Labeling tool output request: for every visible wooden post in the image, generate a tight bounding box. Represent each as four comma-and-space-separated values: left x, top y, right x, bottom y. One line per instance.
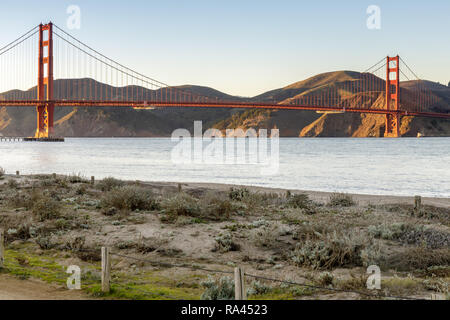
414, 195, 422, 215
91, 176, 95, 185
234, 267, 246, 300
0, 229, 4, 269
178, 183, 182, 192
15, 171, 19, 176
101, 247, 111, 293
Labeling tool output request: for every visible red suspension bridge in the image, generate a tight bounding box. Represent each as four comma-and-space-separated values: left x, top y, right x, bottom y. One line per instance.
0, 22, 449, 139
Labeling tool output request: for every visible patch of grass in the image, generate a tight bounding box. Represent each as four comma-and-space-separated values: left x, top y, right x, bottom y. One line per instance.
382, 276, 422, 295
335, 273, 368, 291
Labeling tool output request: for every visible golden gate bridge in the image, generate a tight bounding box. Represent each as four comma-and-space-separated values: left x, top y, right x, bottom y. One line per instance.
0, 22, 449, 140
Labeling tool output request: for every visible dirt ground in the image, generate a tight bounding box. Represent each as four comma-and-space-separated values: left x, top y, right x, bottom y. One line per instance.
0, 174, 449, 300
0, 274, 91, 300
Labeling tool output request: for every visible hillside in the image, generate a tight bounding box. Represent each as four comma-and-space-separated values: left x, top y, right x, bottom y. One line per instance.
0, 74, 449, 137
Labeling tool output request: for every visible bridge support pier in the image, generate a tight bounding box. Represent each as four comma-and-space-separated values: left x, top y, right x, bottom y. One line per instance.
384, 113, 400, 138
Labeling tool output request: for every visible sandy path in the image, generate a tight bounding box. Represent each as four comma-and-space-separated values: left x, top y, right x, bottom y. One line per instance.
0, 274, 93, 300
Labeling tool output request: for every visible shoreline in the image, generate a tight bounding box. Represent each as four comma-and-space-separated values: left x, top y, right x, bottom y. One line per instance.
4, 174, 450, 208
3, 172, 450, 209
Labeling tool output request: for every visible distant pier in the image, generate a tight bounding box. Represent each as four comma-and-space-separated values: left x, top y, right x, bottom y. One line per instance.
0, 137, 65, 142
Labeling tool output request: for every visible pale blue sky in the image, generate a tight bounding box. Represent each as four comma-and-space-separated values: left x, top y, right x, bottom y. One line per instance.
0, 0, 448, 96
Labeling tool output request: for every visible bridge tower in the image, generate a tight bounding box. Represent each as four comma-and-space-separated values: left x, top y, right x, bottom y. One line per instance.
384, 55, 400, 137
35, 22, 54, 138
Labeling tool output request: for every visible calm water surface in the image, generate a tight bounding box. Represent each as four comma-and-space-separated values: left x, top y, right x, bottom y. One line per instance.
0, 138, 449, 197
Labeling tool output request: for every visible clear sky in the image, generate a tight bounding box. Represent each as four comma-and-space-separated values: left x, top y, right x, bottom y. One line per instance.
0, 0, 448, 96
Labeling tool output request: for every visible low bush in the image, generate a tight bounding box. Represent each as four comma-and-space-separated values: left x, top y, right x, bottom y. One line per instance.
383, 247, 450, 271
328, 193, 355, 207
160, 193, 201, 222
213, 233, 240, 252
317, 272, 335, 287
247, 281, 271, 296
368, 223, 450, 249
199, 192, 238, 221
100, 185, 159, 213
6, 179, 19, 189
96, 177, 124, 191
252, 225, 280, 249
287, 193, 311, 209
291, 231, 368, 270
228, 187, 250, 201
201, 276, 235, 300
66, 173, 89, 184
32, 195, 62, 221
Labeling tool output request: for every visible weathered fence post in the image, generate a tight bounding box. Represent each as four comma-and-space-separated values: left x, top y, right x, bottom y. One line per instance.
0, 229, 4, 269
414, 195, 422, 215
91, 176, 95, 185
15, 171, 19, 176
234, 267, 246, 300
101, 247, 111, 293
178, 183, 182, 192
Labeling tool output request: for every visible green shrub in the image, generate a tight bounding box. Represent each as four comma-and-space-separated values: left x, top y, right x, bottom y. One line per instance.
368, 223, 449, 249
228, 187, 250, 201
200, 193, 237, 220
328, 193, 355, 207
201, 276, 235, 300
247, 281, 271, 296
384, 247, 450, 271
32, 196, 61, 221
252, 225, 280, 249
101, 185, 159, 212
291, 231, 368, 270
97, 177, 124, 191
317, 272, 335, 287
287, 193, 310, 209
160, 193, 201, 222
213, 233, 240, 252
6, 179, 19, 189
66, 173, 89, 184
